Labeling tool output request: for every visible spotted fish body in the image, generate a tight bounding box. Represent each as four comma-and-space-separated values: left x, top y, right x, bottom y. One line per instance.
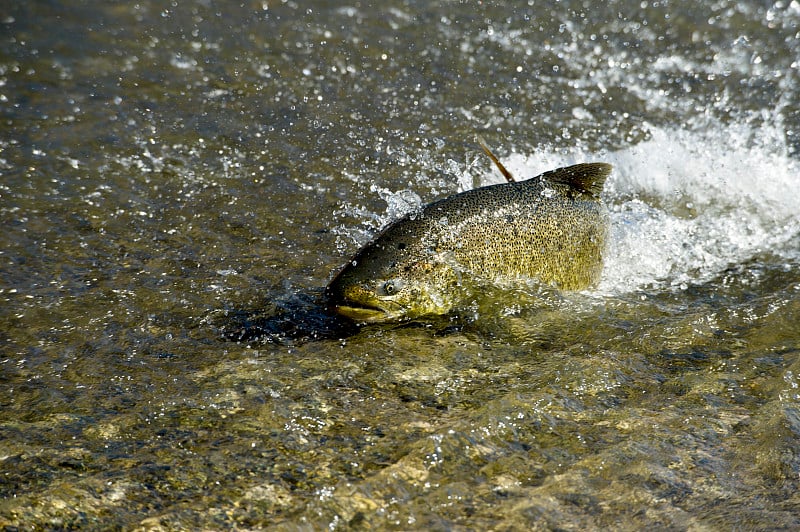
326, 162, 612, 323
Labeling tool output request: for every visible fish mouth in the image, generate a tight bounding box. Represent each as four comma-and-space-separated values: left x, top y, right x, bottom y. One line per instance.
333, 305, 389, 323
326, 282, 406, 323
332, 304, 408, 323
330, 299, 406, 323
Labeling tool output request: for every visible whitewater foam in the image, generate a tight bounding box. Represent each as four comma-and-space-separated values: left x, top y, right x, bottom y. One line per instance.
501, 121, 800, 294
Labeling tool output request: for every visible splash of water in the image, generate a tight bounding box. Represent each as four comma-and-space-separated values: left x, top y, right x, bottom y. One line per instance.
334, 118, 799, 297
502, 120, 800, 294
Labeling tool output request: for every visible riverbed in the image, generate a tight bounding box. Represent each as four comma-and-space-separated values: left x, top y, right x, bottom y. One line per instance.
2, 1, 799, 528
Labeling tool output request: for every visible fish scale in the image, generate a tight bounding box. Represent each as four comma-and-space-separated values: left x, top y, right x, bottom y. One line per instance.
326, 161, 612, 323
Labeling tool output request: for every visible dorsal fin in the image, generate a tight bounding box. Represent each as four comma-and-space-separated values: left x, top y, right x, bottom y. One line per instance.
476, 135, 516, 183
541, 162, 611, 199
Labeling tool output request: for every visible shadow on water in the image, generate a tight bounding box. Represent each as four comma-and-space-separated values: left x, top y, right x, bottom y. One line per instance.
217, 289, 361, 345
216, 288, 471, 345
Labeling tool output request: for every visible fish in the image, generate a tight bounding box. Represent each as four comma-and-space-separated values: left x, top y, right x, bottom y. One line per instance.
326, 141, 611, 323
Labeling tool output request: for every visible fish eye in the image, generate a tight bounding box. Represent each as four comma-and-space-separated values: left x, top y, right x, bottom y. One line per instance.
382, 279, 405, 296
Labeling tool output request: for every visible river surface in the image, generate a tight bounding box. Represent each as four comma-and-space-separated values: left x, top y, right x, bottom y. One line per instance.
2, 0, 800, 529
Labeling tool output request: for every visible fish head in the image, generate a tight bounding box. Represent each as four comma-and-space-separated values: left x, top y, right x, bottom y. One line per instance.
326, 245, 459, 323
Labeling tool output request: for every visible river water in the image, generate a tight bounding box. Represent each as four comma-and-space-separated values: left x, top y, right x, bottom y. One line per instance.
2, 0, 800, 529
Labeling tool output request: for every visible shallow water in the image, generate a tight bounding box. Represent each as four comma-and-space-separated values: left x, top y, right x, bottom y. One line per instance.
2, 0, 800, 529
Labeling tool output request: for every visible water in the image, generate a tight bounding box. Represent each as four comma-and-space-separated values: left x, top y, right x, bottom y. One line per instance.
2, 0, 799, 528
